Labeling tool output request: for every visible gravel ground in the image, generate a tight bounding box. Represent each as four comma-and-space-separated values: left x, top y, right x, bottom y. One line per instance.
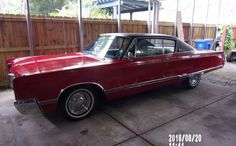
203, 62, 236, 87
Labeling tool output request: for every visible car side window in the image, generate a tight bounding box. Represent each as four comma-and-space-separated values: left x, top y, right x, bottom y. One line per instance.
178, 41, 194, 52
163, 40, 175, 54
136, 38, 175, 57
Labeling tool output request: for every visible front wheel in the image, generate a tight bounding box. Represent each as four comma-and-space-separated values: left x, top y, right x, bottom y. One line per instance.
59, 88, 97, 120
182, 74, 201, 89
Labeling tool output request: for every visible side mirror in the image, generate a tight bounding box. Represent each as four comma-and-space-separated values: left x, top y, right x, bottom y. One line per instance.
127, 52, 134, 61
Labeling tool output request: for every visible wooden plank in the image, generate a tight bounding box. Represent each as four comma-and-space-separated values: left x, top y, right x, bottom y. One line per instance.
183, 23, 190, 43
205, 25, 216, 39
192, 24, 204, 39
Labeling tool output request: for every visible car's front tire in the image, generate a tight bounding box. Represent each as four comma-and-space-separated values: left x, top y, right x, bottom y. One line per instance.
59, 88, 97, 120
183, 74, 201, 89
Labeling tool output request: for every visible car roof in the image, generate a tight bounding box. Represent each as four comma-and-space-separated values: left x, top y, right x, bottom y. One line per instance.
100, 33, 177, 39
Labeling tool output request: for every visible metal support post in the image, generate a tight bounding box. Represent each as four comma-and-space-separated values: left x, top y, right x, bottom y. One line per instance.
77, 0, 84, 51
26, 0, 35, 56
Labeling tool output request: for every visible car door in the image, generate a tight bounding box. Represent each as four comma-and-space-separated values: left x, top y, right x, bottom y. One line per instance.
120, 37, 172, 86
155, 39, 184, 77
163, 39, 197, 77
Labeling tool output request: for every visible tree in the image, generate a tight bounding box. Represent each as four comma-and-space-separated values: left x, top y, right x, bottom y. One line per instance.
49, 0, 111, 18
49, 0, 77, 17
224, 25, 235, 53
29, 0, 66, 16
82, 0, 110, 18
0, 0, 110, 18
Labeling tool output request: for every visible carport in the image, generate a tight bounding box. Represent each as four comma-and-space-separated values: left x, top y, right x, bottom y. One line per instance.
96, 0, 160, 33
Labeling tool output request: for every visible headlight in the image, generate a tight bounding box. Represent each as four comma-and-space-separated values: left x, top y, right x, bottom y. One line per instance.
7, 63, 12, 70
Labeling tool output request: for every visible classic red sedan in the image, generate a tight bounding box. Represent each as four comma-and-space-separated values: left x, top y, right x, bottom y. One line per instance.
7, 33, 225, 120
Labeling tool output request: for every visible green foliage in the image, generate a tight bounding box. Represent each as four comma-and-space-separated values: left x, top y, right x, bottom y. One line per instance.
29, 0, 66, 16
89, 6, 110, 18
49, 1, 77, 17
0, 0, 110, 18
82, 0, 110, 18
49, 0, 110, 18
224, 25, 235, 53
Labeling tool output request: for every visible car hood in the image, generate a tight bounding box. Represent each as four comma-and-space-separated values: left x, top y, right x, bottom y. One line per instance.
9, 52, 107, 77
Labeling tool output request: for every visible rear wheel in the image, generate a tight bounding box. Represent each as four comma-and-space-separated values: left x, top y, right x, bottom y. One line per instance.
226, 54, 232, 62
59, 88, 97, 120
183, 74, 201, 89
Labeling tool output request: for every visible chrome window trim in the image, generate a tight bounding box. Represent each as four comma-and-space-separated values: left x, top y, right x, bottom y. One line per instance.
123, 37, 177, 60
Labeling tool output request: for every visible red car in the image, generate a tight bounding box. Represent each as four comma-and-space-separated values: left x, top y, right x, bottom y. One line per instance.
7, 33, 225, 120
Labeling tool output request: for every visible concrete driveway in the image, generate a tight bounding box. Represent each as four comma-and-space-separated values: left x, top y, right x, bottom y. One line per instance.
0, 79, 236, 146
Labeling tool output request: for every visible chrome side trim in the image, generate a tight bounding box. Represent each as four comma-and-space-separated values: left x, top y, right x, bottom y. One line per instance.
189, 65, 223, 75
105, 75, 181, 93
37, 98, 58, 105
105, 65, 223, 94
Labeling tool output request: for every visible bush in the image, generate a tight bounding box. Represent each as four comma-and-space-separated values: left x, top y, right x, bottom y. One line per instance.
224, 25, 234, 53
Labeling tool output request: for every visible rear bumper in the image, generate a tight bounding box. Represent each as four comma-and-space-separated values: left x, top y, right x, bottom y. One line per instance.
14, 99, 41, 114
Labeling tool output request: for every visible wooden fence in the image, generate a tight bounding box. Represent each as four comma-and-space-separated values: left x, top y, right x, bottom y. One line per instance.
0, 14, 218, 86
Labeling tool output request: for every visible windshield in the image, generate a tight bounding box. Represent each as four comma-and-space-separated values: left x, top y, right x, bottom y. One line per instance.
84, 35, 131, 59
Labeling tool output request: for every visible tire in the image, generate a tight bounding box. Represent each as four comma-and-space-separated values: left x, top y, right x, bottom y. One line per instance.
59, 88, 97, 120
226, 54, 232, 62
182, 74, 201, 89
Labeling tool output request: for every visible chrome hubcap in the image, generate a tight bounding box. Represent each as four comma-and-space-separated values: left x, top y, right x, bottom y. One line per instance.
67, 91, 92, 116
189, 75, 200, 86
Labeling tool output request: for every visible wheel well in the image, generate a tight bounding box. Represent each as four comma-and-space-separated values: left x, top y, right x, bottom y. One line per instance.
58, 84, 107, 104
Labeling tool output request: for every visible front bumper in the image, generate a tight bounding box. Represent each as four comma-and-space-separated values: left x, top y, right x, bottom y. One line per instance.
14, 99, 41, 114
8, 73, 15, 88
